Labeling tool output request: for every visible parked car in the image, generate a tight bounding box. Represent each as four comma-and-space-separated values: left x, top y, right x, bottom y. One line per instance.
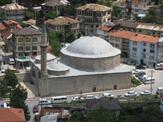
8, 58, 15, 65
155, 63, 163, 70
125, 91, 137, 97
140, 90, 151, 96
139, 74, 147, 81
156, 87, 163, 94
143, 77, 155, 84
135, 71, 146, 77
135, 64, 146, 69
85, 95, 96, 100
102, 92, 115, 98
72, 96, 80, 101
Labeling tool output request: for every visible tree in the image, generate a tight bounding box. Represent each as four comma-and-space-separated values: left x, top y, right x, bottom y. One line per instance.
86, 107, 116, 122
143, 8, 156, 23
70, 111, 85, 122
45, 10, 57, 19
0, 0, 12, 6
25, 10, 35, 20
111, 6, 122, 20
10, 84, 30, 121
60, 5, 76, 16
0, 69, 18, 97
48, 32, 62, 56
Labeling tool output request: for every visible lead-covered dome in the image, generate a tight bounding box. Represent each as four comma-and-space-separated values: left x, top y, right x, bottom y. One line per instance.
60, 36, 121, 71
61, 36, 120, 58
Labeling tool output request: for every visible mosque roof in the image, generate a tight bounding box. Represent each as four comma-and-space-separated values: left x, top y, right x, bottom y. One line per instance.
61, 36, 121, 58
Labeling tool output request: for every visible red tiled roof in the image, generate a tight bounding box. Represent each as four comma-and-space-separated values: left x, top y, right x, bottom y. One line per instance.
108, 30, 135, 39
98, 25, 112, 32
0, 23, 7, 31
108, 30, 159, 44
0, 108, 25, 122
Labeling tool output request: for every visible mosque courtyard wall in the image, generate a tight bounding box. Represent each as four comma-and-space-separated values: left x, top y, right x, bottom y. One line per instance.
39, 71, 131, 97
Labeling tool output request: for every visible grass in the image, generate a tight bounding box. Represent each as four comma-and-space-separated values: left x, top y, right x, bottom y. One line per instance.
131, 76, 142, 87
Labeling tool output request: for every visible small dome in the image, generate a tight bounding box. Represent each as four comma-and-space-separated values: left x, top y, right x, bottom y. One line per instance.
61, 36, 120, 58
35, 53, 56, 62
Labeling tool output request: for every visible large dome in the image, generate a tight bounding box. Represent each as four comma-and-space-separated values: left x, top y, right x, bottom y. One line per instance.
61, 36, 120, 58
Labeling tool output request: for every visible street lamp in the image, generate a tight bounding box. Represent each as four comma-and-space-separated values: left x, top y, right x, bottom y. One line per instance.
150, 70, 154, 94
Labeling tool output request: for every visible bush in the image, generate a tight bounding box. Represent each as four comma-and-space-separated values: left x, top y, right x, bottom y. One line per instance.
131, 76, 141, 87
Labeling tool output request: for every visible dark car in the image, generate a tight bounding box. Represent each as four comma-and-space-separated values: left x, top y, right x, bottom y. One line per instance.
135, 71, 146, 77
135, 65, 146, 69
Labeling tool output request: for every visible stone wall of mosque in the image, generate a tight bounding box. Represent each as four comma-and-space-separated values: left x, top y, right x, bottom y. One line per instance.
60, 53, 121, 72
38, 71, 131, 97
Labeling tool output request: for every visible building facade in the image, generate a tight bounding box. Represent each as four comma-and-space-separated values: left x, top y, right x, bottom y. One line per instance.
41, 0, 70, 15
31, 36, 131, 97
76, 3, 111, 36
0, 3, 26, 20
45, 16, 80, 41
107, 30, 159, 67
12, 26, 42, 58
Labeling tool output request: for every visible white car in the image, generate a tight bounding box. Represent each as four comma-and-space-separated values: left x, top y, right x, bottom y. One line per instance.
102, 92, 115, 98
8, 58, 15, 65
85, 95, 96, 100
125, 91, 137, 97
140, 90, 151, 96
72, 96, 80, 101
143, 77, 155, 84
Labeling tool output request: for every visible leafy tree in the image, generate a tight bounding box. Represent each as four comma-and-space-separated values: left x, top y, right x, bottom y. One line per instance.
0, 11, 5, 20
70, 111, 85, 122
60, 5, 76, 16
1, 69, 18, 97
10, 84, 30, 121
25, 10, 35, 20
48, 32, 62, 56
111, 6, 122, 20
86, 107, 116, 122
0, 0, 12, 6
143, 8, 156, 23
45, 10, 57, 19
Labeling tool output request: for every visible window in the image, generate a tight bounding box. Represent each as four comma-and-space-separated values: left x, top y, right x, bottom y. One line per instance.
18, 46, 23, 51
25, 46, 30, 51
143, 49, 146, 52
133, 42, 137, 46
26, 38, 31, 43
32, 38, 38, 43
143, 43, 146, 46
32, 46, 37, 51
133, 47, 137, 51
150, 44, 154, 48
18, 38, 23, 43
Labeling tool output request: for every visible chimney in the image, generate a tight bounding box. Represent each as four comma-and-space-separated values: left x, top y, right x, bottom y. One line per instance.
40, 24, 48, 77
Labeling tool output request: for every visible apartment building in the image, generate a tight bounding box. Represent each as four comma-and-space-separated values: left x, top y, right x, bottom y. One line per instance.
76, 3, 111, 36
158, 37, 163, 63
12, 26, 42, 58
108, 30, 160, 67
113, 19, 163, 36
45, 16, 80, 41
114, 0, 153, 18
0, 3, 26, 20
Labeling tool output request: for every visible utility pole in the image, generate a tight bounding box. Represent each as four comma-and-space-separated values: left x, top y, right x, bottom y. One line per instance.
150, 70, 154, 94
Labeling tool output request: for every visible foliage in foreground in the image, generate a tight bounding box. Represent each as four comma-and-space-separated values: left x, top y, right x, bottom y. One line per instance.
0, 69, 30, 121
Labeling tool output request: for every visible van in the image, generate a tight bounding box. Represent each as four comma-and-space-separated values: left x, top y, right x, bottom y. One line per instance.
8, 58, 15, 65
156, 87, 163, 94
51, 96, 68, 103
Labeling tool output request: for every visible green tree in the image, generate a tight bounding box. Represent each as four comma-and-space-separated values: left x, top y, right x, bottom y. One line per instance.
86, 107, 116, 122
45, 10, 57, 19
48, 32, 62, 56
0, 11, 5, 20
0, 69, 18, 97
111, 6, 122, 20
0, 0, 12, 6
143, 8, 156, 23
25, 10, 35, 20
70, 111, 85, 122
60, 5, 76, 16
10, 84, 30, 121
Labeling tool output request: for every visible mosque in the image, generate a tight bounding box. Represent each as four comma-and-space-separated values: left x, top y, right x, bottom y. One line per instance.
31, 33, 132, 96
